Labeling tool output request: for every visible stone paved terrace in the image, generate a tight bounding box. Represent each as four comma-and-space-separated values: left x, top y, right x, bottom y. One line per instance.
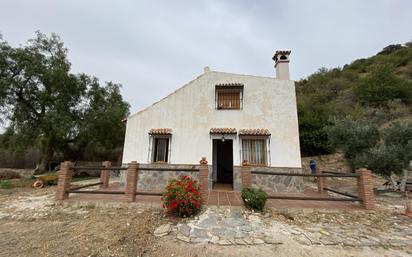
66, 182, 361, 210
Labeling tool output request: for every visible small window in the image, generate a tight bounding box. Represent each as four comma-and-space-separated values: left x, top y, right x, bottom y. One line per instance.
216, 85, 243, 110
152, 137, 169, 163
242, 139, 267, 165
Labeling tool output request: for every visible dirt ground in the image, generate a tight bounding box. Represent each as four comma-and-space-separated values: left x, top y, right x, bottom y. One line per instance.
0, 181, 411, 257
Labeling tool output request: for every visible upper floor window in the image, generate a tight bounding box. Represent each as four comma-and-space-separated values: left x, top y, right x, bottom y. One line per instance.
215, 84, 243, 110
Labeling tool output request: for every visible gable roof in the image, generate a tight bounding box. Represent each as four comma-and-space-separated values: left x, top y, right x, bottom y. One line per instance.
127, 70, 280, 120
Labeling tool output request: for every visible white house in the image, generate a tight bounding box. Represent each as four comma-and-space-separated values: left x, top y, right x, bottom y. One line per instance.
122, 51, 302, 192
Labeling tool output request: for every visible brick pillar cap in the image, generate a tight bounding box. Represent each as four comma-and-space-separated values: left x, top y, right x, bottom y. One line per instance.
200, 157, 208, 165
102, 161, 111, 166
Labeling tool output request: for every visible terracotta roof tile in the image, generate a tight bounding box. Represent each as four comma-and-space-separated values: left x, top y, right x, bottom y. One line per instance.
239, 129, 271, 136
210, 128, 237, 134
272, 50, 291, 61
215, 83, 244, 87
149, 128, 172, 135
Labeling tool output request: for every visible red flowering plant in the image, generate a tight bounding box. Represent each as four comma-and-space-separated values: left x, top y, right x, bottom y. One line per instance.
161, 175, 202, 217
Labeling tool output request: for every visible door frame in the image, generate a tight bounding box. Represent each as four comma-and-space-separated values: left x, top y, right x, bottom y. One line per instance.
211, 134, 236, 184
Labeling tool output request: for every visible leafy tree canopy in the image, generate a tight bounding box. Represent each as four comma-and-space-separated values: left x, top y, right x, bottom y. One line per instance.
0, 32, 130, 170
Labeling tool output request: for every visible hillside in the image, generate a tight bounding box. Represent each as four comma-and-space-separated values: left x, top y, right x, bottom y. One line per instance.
296, 42, 412, 156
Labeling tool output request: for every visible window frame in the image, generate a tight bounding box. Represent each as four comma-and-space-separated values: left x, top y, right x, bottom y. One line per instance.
240, 136, 269, 166
151, 135, 171, 163
215, 85, 243, 110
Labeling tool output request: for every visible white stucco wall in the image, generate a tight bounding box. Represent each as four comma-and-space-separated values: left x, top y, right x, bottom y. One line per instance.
122, 70, 301, 168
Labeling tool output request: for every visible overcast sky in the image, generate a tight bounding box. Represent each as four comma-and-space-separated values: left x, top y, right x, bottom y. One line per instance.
1, 0, 412, 114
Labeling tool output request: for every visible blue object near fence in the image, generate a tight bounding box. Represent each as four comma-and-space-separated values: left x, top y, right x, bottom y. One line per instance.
309, 160, 317, 174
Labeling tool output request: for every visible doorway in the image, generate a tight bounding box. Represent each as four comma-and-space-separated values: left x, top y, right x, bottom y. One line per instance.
213, 139, 233, 190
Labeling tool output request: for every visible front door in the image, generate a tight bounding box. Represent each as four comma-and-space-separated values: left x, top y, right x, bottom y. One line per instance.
213, 139, 233, 188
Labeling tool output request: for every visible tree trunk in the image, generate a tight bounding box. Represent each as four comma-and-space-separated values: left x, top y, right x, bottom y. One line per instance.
37, 149, 54, 174
400, 170, 410, 192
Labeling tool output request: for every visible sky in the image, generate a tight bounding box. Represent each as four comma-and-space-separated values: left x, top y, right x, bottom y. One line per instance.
1, 0, 412, 115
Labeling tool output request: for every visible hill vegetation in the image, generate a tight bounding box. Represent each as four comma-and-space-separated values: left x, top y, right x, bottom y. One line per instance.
297, 42, 412, 189
297, 42, 412, 156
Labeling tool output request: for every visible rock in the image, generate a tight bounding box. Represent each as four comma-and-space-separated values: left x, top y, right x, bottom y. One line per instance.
177, 223, 191, 237
263, 236, 283, 244
253, 238, 265, 245
190, 228, 209, 239
243, 237, 255, 245
221, 217, 246, 227
248, 215, 261, 223
319, 230, 330, 236
290, 229, 302, 235
154, 224, 171, 237
238, 225, 252, 232
198, 216, 220, 228
210, 236, 220, 244
295, 234, 312, 246
177, 233, 191, 243
217, 239, 232, 245
235, 238, 247, 245
210, 227, 236, 238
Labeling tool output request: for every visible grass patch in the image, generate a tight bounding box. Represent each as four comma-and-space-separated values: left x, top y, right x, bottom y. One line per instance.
0, 180, 14, 189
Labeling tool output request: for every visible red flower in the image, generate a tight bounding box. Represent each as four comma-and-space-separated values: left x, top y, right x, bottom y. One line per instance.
161, 175, 202, 217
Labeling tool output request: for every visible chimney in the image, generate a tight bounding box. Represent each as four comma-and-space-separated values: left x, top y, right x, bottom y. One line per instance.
272, 50, 291, 80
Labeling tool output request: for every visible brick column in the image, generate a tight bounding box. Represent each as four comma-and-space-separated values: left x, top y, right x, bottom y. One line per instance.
317, 170, 325, 194
357, 168, 374, 210
242, 160, 252, 188
56, 161, 74, 200
100, 161, 111, 188
199, 157, 209, 202
125, 161, 138, 202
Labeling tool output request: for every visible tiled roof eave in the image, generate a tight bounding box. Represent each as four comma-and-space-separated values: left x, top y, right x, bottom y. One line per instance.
239, 129, 271, 136
149, 128, 173, 135
209, 128, 237, 134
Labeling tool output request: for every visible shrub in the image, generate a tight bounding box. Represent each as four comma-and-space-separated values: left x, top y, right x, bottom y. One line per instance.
326, 117, 380, 170
241, 188, 268, 212
161, 175, 202, 217
0, 170, 21, 180
354, 64, 412, 106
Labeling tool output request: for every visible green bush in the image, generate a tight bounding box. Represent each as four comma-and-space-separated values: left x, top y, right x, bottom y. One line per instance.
241, 188, 268, 212
354, 64, 412, 106
0, 180, 13, 189
326, 117, 380, 170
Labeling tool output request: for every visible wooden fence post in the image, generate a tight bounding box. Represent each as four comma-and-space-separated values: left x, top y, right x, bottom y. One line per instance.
56, 161, 74, 200
357, 168, 374, 210
100, 161, 111, 188
199, 157, 209, 202
317, 170, 325, 194
125, 161, 138, 202
242, 160, 252, 188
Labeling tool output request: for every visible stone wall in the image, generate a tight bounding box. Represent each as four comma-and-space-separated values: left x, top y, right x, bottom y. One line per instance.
136, 163, 200, 191
250, 166, 303, 193
233, 166, 242, 191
